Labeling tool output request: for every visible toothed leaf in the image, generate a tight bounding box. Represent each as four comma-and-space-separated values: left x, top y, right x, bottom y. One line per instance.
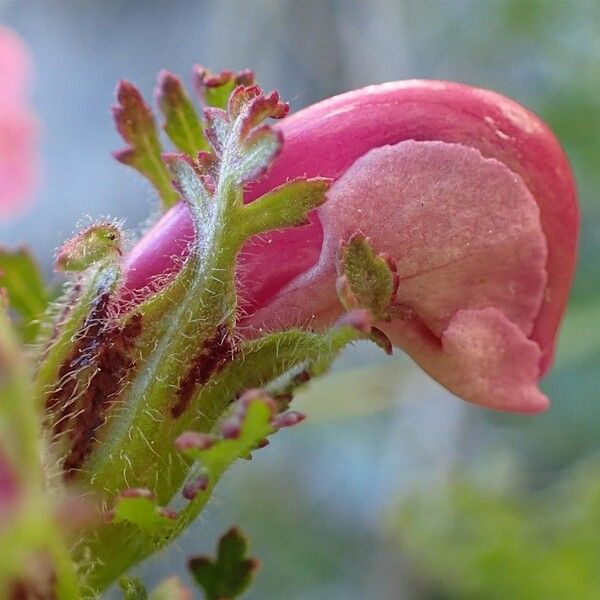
203, 86, 287, 187
113, 81, 178, 209
242, 177, 330, 236
179, 396, 274, 478
189, 528, 259, 600
157, 71, 209, 155
238, 91, 288, 138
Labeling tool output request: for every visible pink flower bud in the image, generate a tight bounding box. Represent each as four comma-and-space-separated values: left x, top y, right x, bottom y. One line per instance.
124, 81, 578, 414
0, 26, 38, 219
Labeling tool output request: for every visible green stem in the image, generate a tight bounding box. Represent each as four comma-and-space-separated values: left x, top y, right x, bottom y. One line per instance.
82, 179, 243, 499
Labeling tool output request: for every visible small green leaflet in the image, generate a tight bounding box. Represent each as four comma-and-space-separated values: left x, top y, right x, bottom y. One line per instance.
189, 528, 259, 600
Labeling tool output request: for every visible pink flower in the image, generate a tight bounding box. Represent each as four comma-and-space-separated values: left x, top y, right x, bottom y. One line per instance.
124, 81, 578, 414
0, 26, 38, 219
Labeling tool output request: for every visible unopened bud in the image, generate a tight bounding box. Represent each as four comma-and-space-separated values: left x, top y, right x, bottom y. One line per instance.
175, 432, 216, 452
273, 410, 305, 429
221, 419, 241, 439
119, 487, 154, 500
55, 223, 122, 272
157, 507, 178, 520
182, 475, 209, 501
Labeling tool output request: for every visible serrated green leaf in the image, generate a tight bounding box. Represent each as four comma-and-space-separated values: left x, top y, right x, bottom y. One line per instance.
0, 247, 49, 341
183, 399, 273, 474
113, 494, 174, 533
172, 397, 275, 534
157, 71, 209, 156
240, 178, 330, 236
119, 576, 149, 600
339, 234, 396, 319
189, 528, 259, 600
113, 81, 179, 210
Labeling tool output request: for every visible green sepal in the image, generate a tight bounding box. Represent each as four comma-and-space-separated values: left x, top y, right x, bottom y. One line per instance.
338, 233, 398, 320
113, 81, 179, 210
0, 247, 49, 342
156, 70, 209, 155
189, 528, 259, 600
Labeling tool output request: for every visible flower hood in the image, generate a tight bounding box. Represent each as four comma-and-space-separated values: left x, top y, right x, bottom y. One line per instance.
124, 80, 578, 413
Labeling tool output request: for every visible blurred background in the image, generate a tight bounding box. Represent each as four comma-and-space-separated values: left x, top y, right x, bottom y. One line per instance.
1, 1, 599, 598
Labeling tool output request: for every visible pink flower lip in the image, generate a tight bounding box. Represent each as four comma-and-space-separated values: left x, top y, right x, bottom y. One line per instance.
123, 80, 579, 413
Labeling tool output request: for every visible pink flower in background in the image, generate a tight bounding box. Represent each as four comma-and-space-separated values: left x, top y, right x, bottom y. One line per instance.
0, 25, 38, 219
124, 81, 578, 414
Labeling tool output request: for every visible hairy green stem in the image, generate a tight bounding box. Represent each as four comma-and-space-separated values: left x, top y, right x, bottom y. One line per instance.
79, 326, 358, 592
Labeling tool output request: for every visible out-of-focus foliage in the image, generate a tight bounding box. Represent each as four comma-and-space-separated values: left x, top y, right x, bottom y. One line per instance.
0, 247, 48, 341
392, 459, 600, 600
189, 528, 259, 600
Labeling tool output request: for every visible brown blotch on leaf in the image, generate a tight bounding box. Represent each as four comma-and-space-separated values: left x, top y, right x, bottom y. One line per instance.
44, 298, 143, 480
171, 324, 235, 418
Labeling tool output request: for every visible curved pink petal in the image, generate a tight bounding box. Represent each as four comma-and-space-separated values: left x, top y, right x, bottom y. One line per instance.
396, 307, 548, 414
247, 141, 548, 412
125, 80, 577, 376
